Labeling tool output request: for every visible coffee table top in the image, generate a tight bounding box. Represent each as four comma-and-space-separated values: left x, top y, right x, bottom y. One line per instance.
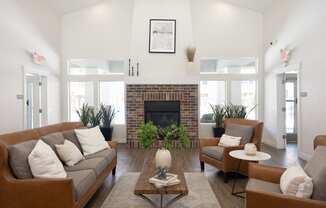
134, 151, 188, 195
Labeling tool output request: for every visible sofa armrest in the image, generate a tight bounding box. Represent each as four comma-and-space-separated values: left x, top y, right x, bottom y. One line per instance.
249, 163, 285, 184
1, 177, 75, 208
314, 135, 326, 149
199, 138, 220, 148
108, 141, 118, 150
246, 189, 326, 208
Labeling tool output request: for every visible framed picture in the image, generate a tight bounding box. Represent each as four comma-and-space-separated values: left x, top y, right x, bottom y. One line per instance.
149, 19, 176, 53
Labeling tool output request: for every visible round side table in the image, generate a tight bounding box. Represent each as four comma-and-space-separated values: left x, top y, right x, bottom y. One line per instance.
229, 150, 271, 198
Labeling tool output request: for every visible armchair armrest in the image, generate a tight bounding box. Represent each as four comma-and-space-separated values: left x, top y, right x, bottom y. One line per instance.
314, 135, 326, 149
249, 163, 285, 184
246, 189, 326, 208
108, 141, 118, 150
199, 138, 220, 148
1, 177, 75, 208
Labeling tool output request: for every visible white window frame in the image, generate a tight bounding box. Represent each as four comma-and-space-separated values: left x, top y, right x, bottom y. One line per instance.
199, 57, 262, 122
65, 59, 127, 123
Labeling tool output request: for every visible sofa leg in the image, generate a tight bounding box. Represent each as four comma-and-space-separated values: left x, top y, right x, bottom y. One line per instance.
112, 167, 116, 176
200, 161, 205, 172
224, 172, 229, 183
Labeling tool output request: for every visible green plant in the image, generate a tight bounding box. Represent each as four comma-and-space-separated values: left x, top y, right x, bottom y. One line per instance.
89, 107, 103, 127
100, 104, 117, 128
210, 104, 225, 128
138, 122, 158, 149
224, 103, 257, 119
76, 103, 91, 127
138, 123, 189, 151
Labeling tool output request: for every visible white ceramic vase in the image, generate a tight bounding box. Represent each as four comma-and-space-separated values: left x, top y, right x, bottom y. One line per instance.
155, 149, 172, 169
244, 143, 257, 156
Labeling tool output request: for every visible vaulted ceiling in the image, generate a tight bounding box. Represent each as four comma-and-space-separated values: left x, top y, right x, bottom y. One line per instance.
44, 0, 274, 15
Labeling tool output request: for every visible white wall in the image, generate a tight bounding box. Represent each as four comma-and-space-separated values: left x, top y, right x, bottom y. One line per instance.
61, 0, 263, 141
263, 0, 326, 159
0, 0, 61, 133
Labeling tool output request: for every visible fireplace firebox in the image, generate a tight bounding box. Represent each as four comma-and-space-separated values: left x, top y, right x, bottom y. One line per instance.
144, 101, 180, 128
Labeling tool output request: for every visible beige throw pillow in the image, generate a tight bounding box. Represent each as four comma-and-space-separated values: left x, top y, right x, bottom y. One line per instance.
218, 134, 242, 147
75, 126, 110, 156
280, 164, 313, 198
28, 140, 67, 178
55, 140, 84, 166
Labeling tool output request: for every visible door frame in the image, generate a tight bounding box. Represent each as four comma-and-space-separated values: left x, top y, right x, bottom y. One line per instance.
274, 63, 302, 150
22, 65, 49, 129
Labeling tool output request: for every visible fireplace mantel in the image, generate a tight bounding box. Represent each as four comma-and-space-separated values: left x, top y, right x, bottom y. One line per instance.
126, 84, 199, 148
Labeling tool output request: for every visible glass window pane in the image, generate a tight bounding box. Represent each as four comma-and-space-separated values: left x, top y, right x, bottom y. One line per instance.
200, 81, 226, 123
69, 82, 94, 121
286, 102, 295, 133
69, 59, 124, 75
200, 58, 257, 74
230, 81, 257, 119
100, 81, 125, 124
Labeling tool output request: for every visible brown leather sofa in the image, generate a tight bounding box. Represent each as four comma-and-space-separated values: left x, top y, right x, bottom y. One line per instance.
0, 122, 117, 208
199, 119, 263, 182
246, 135, 326, 208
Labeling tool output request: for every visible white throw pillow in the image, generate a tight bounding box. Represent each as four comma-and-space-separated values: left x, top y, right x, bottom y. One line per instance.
280, 164, 313, 198
218, 134, 242, 147
75, 126, 110, 156
28, 140, 67, 178
55, 140, 84, 166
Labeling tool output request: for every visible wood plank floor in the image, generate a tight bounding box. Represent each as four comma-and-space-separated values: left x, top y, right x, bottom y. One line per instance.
85, 143, 300, 208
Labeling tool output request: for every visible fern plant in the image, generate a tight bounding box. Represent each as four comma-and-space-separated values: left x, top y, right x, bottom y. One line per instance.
138, 122, 158, 149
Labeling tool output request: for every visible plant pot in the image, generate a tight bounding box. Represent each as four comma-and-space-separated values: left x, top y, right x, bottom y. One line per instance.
213, 127, 225, 138
100, 127, 114, 141
155, 149, 172, 169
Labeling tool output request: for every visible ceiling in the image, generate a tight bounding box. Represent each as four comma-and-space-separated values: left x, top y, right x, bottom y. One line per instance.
45, 0, 274, 15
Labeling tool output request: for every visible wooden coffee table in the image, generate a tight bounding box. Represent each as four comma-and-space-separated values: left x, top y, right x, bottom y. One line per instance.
134, 151, 188, 208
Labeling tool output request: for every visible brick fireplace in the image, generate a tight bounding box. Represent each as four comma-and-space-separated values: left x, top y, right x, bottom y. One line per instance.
126, 84, 199, 148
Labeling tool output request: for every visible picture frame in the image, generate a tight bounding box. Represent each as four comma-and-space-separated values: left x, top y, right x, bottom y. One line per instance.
149, 19, 176, 54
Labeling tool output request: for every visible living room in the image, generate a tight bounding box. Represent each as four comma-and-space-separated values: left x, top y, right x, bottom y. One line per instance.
0, 0, 326, 207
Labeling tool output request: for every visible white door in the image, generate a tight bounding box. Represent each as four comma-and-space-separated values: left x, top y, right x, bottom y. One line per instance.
285, 76, 298, 143
25, 74, 47, 128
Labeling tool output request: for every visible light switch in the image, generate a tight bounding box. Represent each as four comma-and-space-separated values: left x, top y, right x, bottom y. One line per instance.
300, 92, 308, 97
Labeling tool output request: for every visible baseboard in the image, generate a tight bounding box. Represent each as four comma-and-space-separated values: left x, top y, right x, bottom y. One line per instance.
262, 139, 278, 149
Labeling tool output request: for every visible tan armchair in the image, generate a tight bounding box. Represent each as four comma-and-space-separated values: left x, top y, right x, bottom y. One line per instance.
246, 135, 326, 208
199, 119, 264, 182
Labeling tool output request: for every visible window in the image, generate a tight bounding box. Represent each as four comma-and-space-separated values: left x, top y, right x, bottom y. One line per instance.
67, 59, 125, 124
68, 59, 124, 75
70, 82, 94, 121
200, 57, 260, 122
200, 81, 226, 122
200, 58, 257, 74
230, 81, 257, 120
100, 81, 125, 124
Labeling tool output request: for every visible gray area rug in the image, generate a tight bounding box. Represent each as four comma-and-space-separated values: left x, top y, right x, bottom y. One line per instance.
101, 172, 221, 208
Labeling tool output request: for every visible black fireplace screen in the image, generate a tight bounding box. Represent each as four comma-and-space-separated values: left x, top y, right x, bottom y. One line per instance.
144, 101, 180, 128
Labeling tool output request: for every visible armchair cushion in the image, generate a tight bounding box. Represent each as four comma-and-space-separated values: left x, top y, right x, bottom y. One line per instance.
225, 124, 254, 144
8, 140, 37, 179
202, 146, 224, 161
247, 179, 281, 194
304, 146, 326, 201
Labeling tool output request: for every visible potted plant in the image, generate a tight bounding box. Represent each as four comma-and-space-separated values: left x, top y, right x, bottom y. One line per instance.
100, 104, 117, 141
76, 103, 91, 127
224, 103, 257, 119
89, 107, 103, 127
138, 122, 189, 179
210, 104, 226, 137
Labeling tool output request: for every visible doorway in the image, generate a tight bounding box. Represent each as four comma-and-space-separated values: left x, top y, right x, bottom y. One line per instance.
24, 73, 47, 129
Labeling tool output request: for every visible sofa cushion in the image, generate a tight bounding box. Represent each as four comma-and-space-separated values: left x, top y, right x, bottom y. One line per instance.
41, 132, 65, 155
62, 130, 83, 153
85, 148, 116, 163
202, 146, 224, 161
65, 157, 108, 176
7, 140, 37, 179
67, 170, 96, 201
225, 124, 254, 144
304, 146, 326, 201
246, 179, 281, 194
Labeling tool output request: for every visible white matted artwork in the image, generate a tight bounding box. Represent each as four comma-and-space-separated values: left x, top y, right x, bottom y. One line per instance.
149, 19, 176, 53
